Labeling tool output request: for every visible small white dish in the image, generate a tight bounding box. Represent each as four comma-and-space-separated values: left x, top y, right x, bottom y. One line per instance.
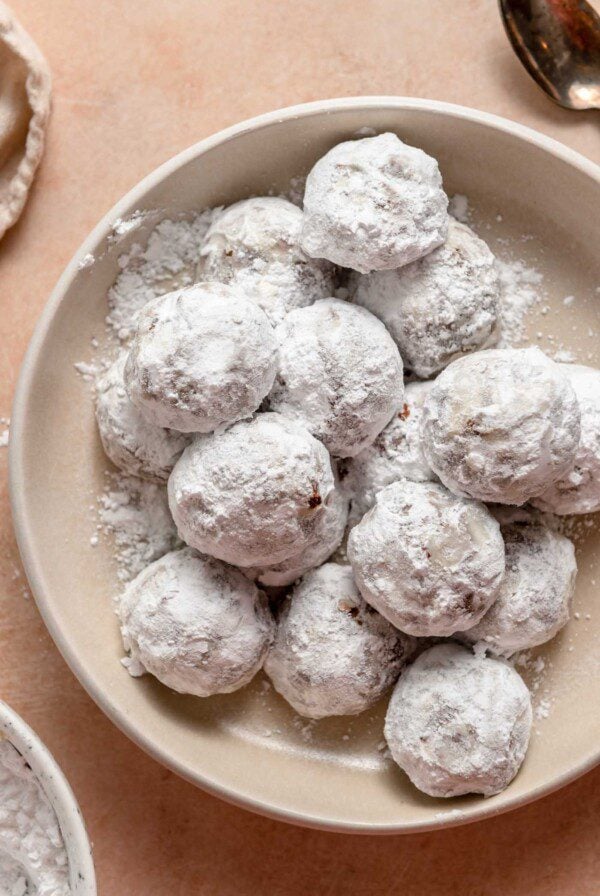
0, 701, 96, 895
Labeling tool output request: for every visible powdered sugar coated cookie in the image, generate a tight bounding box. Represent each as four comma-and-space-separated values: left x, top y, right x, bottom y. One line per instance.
300, 133, 448, 273
269, 298, 403, 457
384, 643, 532, 797
124, 282, 278, 433
168, 412, 338, 567
264, 563, 414, 718
118, 548, 274, 696
199, 197, 335, 325
351, 219, 500, 377
347, 480, 505, 637
532, 364, 600, 515
339, 379, 436, 526
421, 347, 581, 505
96, 353, 190, 483
460, 521, 576, 655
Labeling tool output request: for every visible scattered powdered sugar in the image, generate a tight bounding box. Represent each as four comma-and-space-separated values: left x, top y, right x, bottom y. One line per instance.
0, 417, 9, 448
448, 193, 470, 223
496, 257, 543, 347
107, 211, 216, 340
95, 472, 180, 582
109, 210, 149, 241
0, 739, 70, 895
77, 252, 95, 271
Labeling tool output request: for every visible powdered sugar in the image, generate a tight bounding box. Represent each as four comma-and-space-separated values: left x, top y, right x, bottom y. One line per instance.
496, 258, 543, 348
96, 472, 179, 582
0, 740, 70, 895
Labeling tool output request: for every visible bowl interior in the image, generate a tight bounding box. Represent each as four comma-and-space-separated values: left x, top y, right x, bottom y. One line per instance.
0, 702, 96, 894
10, 100, 600, 832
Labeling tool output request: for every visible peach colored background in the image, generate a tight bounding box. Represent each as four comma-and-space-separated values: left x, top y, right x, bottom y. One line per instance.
1, 2, 599, 894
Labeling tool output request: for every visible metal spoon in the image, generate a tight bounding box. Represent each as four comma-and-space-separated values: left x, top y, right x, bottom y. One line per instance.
499, 0, 600, 110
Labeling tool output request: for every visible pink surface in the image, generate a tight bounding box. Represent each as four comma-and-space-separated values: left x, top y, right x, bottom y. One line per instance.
1, 2, 599, 893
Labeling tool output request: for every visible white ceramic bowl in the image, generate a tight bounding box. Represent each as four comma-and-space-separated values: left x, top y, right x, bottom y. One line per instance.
0, 701, 96, 894
9, 98, 600, 833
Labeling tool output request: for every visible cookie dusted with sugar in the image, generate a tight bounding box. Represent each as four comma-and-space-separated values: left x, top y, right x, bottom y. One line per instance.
347, 480, 505, 637
351, 218, 501, 378
340, 379, 436, 526
95, 353, 190, 483
264, 563, 414, 718
268, 299, 403, 457
117, 548, 274, 696
198, 196, 335, 325
459, 521, 576, 655
300, 132, 449, 273
168, 412, 338, 567
124, 282, 277, 433
384, 643, 532, 798
533, 364, 600, 515
421, 347, 581, 505
243, 484, 349, 587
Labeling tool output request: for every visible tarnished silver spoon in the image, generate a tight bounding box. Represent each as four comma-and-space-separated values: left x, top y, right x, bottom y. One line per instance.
499, 0, 600, 110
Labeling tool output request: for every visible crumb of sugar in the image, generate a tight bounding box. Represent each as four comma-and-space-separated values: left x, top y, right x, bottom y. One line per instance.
73, 360, 104, 382
448, 193, 470, 223
0, 418, 9, 448
563, 295, 575, 307
78, 252, 95, 270
109, 210, 149, 240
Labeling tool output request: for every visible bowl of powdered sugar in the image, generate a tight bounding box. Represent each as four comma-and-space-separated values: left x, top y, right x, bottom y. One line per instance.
9, 98, 600, 833
0, 702, 96, 895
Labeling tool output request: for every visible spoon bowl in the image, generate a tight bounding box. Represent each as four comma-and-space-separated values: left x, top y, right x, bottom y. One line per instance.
499, 0, 600, 110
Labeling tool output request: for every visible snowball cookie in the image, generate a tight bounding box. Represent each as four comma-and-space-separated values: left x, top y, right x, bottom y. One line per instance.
421, 347, 581, 505
117, 548, 274, 696
351, 219, 500, 378
300, 132, 449, 274
244, 484, 349, 587
533, 364, 600, 515
459, 522, 576, 655
264, 563, 414, 718
124, 282, 278, 434
340, 380, 436, 526
347, 480, 505, 637
95, 353, 190, 483
198, 197, 335, 326
268, 299, 404, 457
384, 643, 532, 798
168, 412, 337, 567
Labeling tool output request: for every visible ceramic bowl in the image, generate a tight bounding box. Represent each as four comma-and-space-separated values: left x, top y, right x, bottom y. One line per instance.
0, 701, 96, 893
9, 98, 600, 833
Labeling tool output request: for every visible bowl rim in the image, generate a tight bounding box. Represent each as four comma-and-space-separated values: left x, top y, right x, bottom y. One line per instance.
0, 700, 96, 893
9, 96, 600, 835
